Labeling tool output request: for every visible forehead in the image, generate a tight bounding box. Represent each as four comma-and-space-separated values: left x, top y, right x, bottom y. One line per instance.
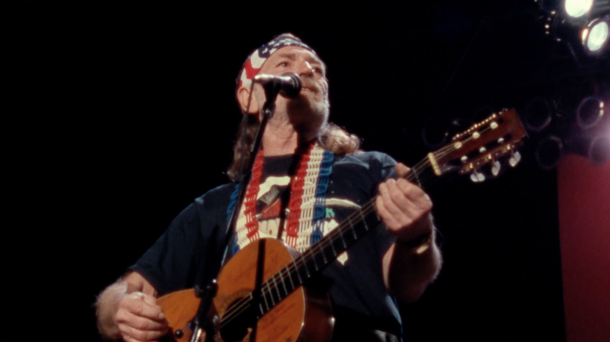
262, 46, 324, 67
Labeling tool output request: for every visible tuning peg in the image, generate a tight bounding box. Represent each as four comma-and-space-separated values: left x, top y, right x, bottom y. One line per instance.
509, 151, 522, 167
470, 169, 486, 183
491, 160, 501, 176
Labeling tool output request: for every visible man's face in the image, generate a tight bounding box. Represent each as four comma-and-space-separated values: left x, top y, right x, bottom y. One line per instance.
251, 46, 330, 132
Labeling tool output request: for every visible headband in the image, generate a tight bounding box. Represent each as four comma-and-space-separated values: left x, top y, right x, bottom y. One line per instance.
236, 33, 316, 91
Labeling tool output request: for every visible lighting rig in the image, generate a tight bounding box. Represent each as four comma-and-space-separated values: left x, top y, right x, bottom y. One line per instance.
539, 0, 610, 54
522, 81, 609, 169
517, 0, 610, 168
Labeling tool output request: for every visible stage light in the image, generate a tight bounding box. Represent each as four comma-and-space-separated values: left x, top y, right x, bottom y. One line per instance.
581, 16, 610, 52
588, 134, 610, 165
565, 0, 594, 18
523, 97, 554, 132
566, 131, 610, 165
576, 97, 605, 129
535, 135, 564, 170
560, 118, 610, 165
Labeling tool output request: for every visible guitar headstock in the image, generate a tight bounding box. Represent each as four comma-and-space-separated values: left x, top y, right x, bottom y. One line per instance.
427, 109, 527, 182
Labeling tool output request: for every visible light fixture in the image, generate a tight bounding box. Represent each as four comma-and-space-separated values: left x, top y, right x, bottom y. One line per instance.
565, 0, 595, 18
588, 134, 610, 165
535, 128, 610, 169
565, 131, 610, 165
576, 97, 605, 128
535, 135, 564, 169
581, 15, 610, 52
523, 97, 554, 132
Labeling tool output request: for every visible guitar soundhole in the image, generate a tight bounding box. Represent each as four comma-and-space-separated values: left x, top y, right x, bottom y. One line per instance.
219, 297, 256, 342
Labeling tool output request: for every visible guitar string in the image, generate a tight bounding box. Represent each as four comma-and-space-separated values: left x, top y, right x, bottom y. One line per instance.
218, 122, 507, 327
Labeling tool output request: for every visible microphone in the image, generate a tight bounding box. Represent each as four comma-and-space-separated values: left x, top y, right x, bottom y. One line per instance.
253, 73, 302, 98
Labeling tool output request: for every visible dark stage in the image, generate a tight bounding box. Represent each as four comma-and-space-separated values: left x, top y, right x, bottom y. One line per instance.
3, 0, 609, 341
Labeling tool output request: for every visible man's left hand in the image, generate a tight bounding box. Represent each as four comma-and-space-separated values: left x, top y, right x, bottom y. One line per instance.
375, 163, 433, 242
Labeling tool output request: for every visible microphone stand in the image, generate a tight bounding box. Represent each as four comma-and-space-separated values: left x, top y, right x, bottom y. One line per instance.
187, 80, 283, 342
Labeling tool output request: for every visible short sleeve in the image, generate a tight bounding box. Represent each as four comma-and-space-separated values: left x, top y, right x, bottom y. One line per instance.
128, 184, 234, 296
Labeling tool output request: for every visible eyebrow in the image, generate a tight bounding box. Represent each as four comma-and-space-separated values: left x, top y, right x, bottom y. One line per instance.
274, 52, 323, 65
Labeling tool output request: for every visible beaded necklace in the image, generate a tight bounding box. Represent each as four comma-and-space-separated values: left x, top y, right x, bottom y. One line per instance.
230, 143, 333, 254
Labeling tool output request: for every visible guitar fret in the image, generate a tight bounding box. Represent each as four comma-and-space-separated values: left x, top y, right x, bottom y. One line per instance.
279, 273, 289, 296
270, 289, 278, 305
339, 229, 347, 248
287, 268, 296, 289
349, 218, 358, 240
303, 262, 311, 278
311, 255, 319, 271
272, 276, 282, 301
314, 249, 321, 265
332, 234, 346, 255
320, 247, 328, 264
293, 267, 303, 285
263, 290, 272, 308
359, 210, 369, 231
329, 238, 337, 256
295, 262, 308, 283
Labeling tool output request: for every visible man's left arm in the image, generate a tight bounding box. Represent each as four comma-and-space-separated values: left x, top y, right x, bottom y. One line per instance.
376, 163, 443, 304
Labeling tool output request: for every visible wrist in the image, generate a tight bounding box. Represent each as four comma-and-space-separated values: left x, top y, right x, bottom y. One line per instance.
95, 282, 126, 340
95, 300, 122, 340
398, 230, 432, 247
396, 226, 435, 255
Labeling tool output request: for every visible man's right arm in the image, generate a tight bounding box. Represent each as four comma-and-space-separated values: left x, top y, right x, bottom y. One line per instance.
96, 272, 168, 342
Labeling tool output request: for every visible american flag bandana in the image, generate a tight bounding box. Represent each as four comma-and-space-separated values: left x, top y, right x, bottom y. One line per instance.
236, 33, 316, 92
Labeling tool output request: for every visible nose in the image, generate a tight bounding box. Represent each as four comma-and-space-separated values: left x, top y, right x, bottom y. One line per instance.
296, 61, 315, 78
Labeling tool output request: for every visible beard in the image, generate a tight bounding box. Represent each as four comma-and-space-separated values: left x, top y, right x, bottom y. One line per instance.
286, 92, 330, 135
253, 84, 330, 139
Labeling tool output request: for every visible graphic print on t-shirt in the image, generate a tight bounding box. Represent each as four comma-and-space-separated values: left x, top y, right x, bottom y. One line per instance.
256, 175, 290, 239
236, 173, 361, 264
233, 153, 359, 265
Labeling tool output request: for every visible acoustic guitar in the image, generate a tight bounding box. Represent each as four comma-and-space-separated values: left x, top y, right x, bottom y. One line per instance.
156, 109, 527, 342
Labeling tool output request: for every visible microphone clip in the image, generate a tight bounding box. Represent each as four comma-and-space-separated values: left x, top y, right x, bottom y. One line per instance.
253, 73, 302, 99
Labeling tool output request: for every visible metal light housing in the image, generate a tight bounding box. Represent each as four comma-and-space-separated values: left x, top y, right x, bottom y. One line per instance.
581, 15, 610, 53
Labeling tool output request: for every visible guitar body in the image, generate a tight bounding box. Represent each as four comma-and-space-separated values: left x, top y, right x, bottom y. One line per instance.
157, 238, 334, 342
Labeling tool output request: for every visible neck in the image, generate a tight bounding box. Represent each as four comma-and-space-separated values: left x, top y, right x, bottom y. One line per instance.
261, 114, 318, 156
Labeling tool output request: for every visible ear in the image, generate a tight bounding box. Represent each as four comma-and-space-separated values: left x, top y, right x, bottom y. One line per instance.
237, 86, 260, 115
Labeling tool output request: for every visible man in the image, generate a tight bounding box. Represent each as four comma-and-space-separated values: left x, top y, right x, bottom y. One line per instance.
96, 33, 442, 342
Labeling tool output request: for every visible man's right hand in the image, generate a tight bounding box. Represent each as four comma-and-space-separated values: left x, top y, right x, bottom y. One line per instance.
114, 290, 168, 342
96, 272, 168, 342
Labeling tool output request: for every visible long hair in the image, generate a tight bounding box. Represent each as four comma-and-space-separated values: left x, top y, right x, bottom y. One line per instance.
226, 117, 360, 182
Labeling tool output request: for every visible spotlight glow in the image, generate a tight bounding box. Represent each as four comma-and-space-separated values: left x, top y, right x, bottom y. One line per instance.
582, 17, 609, 52
565, 0, 594, 18
588, 134, 610, 165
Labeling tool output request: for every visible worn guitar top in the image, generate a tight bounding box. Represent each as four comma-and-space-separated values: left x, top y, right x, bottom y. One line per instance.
130, 151, 403, 339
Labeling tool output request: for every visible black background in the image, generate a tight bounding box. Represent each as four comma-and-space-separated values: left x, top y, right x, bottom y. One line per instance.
3, 0, 609, 341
